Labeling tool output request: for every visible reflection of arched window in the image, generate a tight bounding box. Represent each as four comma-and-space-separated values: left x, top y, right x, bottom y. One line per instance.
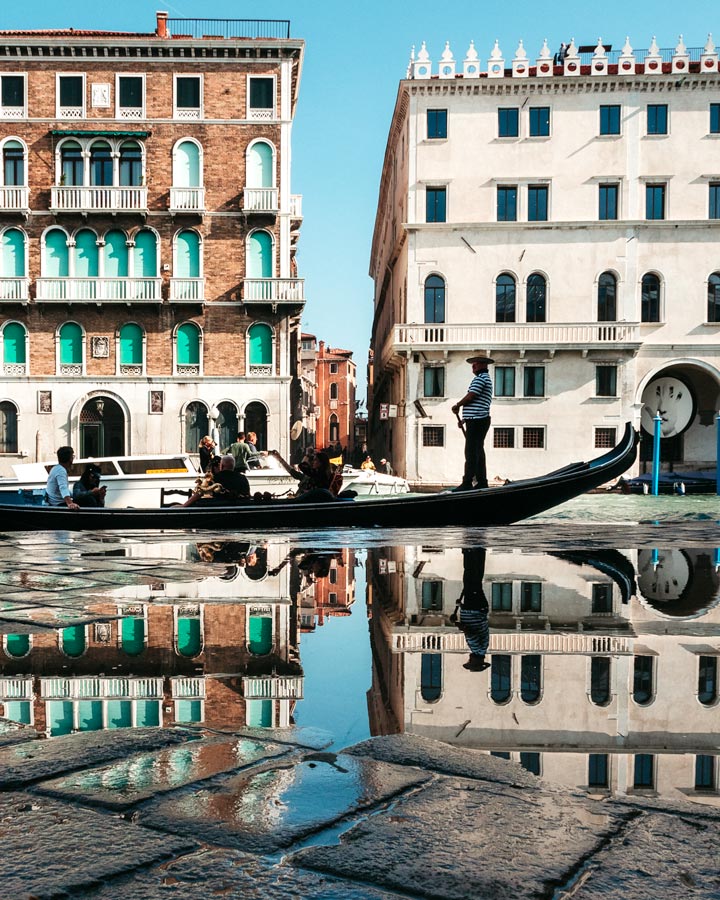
526, 273, 546, 322
174, 140, 201, 187
44, 229, 69, 277
176, 614, 202, 657
420, 653, 442, 702
490, 655, 511, 703
4, 634, 30, 658
61, 624, 86, 658
590, 657, 611, 705
0, 401, 18, 453
247, 699, 273, 727
119, 141, 142, 186
90, 141, 112, 186
329, 413, 339, 443
698, 656, 717, 706
247, 140, 274, 188
61, 141, 83, 186
119, 323, 143, 367
520, 655, 541, 703
329, 382, 338, 400
184, 400, 207, 452
133, 229, 158, 277
247, 230, 272, 278
248, 322, 272, 366
103, 229, 128, 277
248, 614, 272, 654
708, 273, 720, 323
244, 401, 267, 450
496, 274, 516, 322
176, 230, 200, 277
633, 655, 653, 705
74, 229, 99, 277
177, 322, 200, 367
121, 616, 145, 656
424, 275, 445, 323
3, 322, 26, 367
216, 401, 238, 451
59, 322, 82, 367
641, 273, 660, 323
1, 228, 25, 277
597, 272, 617, 321
3, 140, 25, 186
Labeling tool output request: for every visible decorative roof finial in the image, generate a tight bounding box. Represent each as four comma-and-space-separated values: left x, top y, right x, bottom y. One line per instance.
417, 41, 430, 62
675, 34, 687, 55
593, 37, 606, 58
514, 39, 527, 60
622, 36, 633, 55
704, 33, 715, 55
538, 38, 551, 59
490, 39, 502, 60
648, 35, 660, 56
566, 38, 577, 56
441, 40, 454, 62
465, 39, 478, 61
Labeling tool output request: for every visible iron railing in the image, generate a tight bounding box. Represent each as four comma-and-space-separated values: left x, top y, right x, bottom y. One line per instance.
166, 19, 291, 40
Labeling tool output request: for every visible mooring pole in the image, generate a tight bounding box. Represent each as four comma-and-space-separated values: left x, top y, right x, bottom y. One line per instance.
716, 412, 719, 496
651, 413, 662, 496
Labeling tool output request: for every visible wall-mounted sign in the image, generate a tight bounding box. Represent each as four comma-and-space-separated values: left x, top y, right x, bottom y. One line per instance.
640, 376, 695, 438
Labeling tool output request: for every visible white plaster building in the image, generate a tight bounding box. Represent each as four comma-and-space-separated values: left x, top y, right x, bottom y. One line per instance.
369, 36, 720, 486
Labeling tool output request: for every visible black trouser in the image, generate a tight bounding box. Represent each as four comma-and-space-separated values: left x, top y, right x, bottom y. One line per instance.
462, 416, 491, 488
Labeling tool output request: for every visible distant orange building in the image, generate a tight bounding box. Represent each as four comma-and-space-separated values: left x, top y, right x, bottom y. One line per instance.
308, 340, 356, 457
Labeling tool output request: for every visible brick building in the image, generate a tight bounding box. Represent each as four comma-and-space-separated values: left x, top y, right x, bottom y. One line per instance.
315, 340, 356, 456
0, 12, 305, 473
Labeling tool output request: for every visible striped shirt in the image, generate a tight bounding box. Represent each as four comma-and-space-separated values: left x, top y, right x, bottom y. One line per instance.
459, 608, 490, 656
463, 371, 492, 419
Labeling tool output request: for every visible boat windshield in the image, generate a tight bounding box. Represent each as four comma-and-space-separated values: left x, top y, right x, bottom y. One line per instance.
43, 461, 121, 477
117, 458, 193, 475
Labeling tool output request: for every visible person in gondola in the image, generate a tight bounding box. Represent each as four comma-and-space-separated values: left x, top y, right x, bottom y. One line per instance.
269, 449, 344, 502
72, 463, 106, 507
451, 355, 493, 491
198, 435, 216, 472
45, 446, 80, 510
453, 547, 491, 672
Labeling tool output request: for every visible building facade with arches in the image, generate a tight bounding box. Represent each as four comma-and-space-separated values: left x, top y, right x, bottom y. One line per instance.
369, 36, 720, 484
0, 13, 305, 471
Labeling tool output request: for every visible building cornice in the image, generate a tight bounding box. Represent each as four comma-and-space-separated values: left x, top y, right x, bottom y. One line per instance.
405, 75, 720, 96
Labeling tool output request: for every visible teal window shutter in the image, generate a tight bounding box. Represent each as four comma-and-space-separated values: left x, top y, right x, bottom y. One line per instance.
3, 323, 26, 365
59, 322, 82, 366
44, 229, 69, 277
5, 633, 29, 656
1, 228, 25, 276
74, 229, 99, 278
176, 230, 200, 277
247, 231, 272, 278
119, 324, 143, 366
175, 141, 200, 187
177, 616, 202, 657
133, 229, 157, 277
247, 141, 273, 188
103, 230, 128, 278
248, 323, 272, 365
61, 624, 86, 657
177, 323, 200, 366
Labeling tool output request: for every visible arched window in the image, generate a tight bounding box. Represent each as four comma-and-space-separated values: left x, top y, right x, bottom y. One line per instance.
247, 140, 273, 188
496, 274, 516, 323
4, 634, 30, 658
103, 229, 128, 278
590, 657, 611, 705
176, 230, 200, 277
133, 229, 158, 277
89, 141, 112, 186
120, 615, 145, 656
3, 140, 25, 186
520, 655, 541, 703
329, 382, 339, 400
641, 273, 660, 323
44, 229, 69, 277
698, 656, 717, 706
420, 653, 442, 702
633, 655, 653, 705
174, 140, 201, 187
248, 614, 272, 654
119, 323, 143, 367
708, 273, 720, 323
216, 401, 238, 451
184, 401, 207, 453
119, 141, 142, 186
248, 322, 272, 367
243, 401, 267, 450
73, 229, 99, 278
597, 272, 617, 321
176, 613, 202, 657
424, 274, 445, 323
526, 273, 547, 322
1, 228, 25, 277
59, 322, 83, 367
177, 322, 200, 367
329, 413, 339, 443
61, 624, 86, 657
0, 401, 18, 453
3, 322, 26, 366
490, 655, 512, 703
247, 230, 272, 278
60, 141, 83, 186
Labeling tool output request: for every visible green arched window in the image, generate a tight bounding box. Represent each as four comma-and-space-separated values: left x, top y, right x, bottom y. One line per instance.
59, 322, 82, 366
247, 231, 272, 278
176, 230, 200, 278
248, 323, 272, 366
177, 616, 202, 657
133, 229, 157, 277
61, 624, 86, 657
248, 615, 272, 655
119, 323, 143, 367
247, 141, 273, 188
3, 322, 26, 365
1, 229, 25, 276
177, 322, 200, 366
74, 229, 99, 278
5, 633, 30, 657
174, 140, 201, 187
103, 230, 128, 278
121, 616, 145, 656
44, 229, 69, 277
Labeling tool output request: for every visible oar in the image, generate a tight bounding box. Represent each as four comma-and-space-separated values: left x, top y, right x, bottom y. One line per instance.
454, 409, 466, 435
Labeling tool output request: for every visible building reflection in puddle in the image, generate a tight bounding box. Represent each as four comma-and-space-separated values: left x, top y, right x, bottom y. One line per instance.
0, 542, 355, 738
367, 545, 720, 806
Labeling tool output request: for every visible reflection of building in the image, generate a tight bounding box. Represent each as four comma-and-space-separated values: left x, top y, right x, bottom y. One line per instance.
369, 38, 720, 485
298, 549, 357, 632
367, 545, 720, 804
0, 13, 305, 473
0, 542, 304, 734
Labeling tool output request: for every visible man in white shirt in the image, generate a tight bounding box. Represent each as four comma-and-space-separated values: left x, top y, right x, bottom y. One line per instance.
45, 446, 80, 509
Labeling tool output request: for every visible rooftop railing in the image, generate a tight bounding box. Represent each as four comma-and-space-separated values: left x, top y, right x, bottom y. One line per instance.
166, 18, 291, 40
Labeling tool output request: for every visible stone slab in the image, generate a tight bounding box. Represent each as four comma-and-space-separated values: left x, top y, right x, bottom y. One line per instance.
35, 735, 292, 809
74, 848, 407, 899
0, 791, 195, 899
0, 718, 40, 747
293, 776, 628, 900
140, 753, 428, 854
0, 727, 191, 788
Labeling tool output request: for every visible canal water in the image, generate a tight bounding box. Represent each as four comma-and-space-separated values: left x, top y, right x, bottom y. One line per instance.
0, 492, 718, 806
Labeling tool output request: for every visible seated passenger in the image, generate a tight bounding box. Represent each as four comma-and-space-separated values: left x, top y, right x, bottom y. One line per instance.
213, 454, 251, 502
72, 463, 106, 507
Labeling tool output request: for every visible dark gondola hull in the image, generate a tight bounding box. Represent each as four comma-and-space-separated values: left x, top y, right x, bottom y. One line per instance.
0, 425, 639, 532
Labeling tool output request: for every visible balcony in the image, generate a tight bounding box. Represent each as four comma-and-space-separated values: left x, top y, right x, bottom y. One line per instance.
242, 675, 304, 699
171, 676, 206, 699
290, 194, 303, 219
50, 186, 148, 214
385, 321, 642, 364
169, 187, 205, 214
36, 277, 162, 304
243, 277, 304, 307
391, 629, 633, 655
0, 277, 29, 302
0, 676, 33, 700
169, 277, 205, 303
40, 676, 164, 698
243, 187, 278, 214
0, 186, 29, 212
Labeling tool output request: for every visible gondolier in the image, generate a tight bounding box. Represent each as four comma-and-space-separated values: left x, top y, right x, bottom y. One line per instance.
451, 355, 493, 491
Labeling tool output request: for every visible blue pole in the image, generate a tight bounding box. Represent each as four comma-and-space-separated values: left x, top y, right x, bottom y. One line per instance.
716, 413, 720, 496
651, 548, 659, 569
652, 413, 662, 496
714, 548, 720, 570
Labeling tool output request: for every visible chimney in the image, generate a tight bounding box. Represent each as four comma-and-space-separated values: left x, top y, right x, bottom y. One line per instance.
156, 11, 169, 38
319, 341, 325, 357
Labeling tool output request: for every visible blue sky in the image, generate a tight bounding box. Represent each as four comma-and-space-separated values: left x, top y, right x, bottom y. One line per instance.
8, 2, 716, 399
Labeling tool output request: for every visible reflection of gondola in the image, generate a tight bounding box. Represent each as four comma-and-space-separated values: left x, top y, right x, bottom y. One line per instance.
551, 550, 637, 604
0, 424, 638, 531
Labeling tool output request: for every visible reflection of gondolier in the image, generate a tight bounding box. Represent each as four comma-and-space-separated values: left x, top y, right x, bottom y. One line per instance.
451, 356, 493, 491
454, 547, 490, 672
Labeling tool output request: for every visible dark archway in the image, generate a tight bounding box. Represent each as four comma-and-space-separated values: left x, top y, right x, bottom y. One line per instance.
80, 396, 124, 456
244, 401, 267, 450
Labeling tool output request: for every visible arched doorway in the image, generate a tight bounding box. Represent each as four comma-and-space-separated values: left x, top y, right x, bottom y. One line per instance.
243, 401, 267, 450
216, 401, 238, 452
80, 396, 124, 457
184, 401, 208, 453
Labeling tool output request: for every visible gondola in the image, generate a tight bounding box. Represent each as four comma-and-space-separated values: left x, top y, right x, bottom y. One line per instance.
0, 424, 638, 532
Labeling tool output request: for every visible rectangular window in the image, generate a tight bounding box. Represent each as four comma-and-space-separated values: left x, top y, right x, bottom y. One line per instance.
522, 427, 545, 449
422, 425, 444, 447
497, 186, 517, 222
58, 75, 84, 116
599, 104, 621, 135
520, 582, 542, 612
493, 427, 515, 449
249, 76, 275, 112
1, 74, 25, 114
528, 185, 548, 222
176, 76, 202, 117
529, 107, 550, 137
645, 184, 665, 220
118, 75, 143, 114
498, 107, 519, 137
491, 582, 513, 612
595, 365, 617, 397
710, 183, 720, 220
426, 187, 447, 223
647, 104, 668, 135
588, 754, 609, 788
494, 367, 515, 397
523, 367, 545, 397
633, 754, 654, 789
423, 366, 445, 398
599, 184, 619, 221
591, 583, 613, 614
595, 427, 617, 449
421, 581, 443, 610
695, 755, 716, 791
711, 103, 720, 134
519, 752, 541, 776
427, 108, 447, 139
329, 362, 338, 374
